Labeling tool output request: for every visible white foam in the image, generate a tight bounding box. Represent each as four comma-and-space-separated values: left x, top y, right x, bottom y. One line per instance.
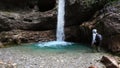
38, 41, 72, 47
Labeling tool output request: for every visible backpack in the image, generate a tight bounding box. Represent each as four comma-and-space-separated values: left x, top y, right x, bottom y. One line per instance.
95, 33, 102, 42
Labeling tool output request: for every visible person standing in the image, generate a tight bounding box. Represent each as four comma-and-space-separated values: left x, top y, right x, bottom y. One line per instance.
91, 29, 102, 52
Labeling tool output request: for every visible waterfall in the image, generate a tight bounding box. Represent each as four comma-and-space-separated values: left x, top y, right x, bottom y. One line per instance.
56, 0, 65, 41
38, 0, 72, 47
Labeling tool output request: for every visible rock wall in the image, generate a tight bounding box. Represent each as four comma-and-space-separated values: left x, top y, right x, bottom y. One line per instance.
0, 0, 110, 46
65, 0, 109, 26
74, 0, 120, 52
0, 0, 108, 31
95, 0, 120, 52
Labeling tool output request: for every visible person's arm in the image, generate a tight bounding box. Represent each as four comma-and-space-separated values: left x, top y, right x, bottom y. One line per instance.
91, 33, 96, 46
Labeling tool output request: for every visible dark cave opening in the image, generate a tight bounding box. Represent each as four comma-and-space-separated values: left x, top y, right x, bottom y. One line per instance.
37, 0, 56, 12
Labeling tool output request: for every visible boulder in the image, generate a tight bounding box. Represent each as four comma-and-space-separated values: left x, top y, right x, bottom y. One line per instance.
101, 56, 119, 68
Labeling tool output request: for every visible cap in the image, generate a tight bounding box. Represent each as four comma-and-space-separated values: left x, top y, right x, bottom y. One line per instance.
92, 29, 97, 33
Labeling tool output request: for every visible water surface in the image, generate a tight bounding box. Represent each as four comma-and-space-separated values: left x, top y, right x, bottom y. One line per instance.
10, 41, 92, 56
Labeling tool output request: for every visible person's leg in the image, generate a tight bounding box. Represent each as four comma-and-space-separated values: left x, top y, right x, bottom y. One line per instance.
92, 44, 97, 52
97, 42, 101, 52
97, 46, 100, 52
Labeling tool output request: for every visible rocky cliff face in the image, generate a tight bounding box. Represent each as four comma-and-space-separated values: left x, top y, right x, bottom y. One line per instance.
0, 0, 109, 46
0, 0, 109, 31
95, 0, 120, 52
65, 0, 109, 26
73, 0, 120, 52
80, 1, 120, 52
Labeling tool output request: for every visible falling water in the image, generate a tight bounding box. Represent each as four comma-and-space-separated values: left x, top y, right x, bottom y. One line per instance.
56, 0, 65, 41
38, 0, 71, 47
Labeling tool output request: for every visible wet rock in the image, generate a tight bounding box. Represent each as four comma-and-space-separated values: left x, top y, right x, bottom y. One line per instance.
101, 56, 119, 68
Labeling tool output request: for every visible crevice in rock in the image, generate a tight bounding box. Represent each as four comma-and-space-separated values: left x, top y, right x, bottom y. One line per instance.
23, 18, 33, 22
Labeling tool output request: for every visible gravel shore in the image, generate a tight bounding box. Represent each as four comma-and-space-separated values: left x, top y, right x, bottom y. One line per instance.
0, 46, 110, 68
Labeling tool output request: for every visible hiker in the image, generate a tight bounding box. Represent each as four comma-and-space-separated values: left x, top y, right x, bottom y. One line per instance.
91, 29, 102, 52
